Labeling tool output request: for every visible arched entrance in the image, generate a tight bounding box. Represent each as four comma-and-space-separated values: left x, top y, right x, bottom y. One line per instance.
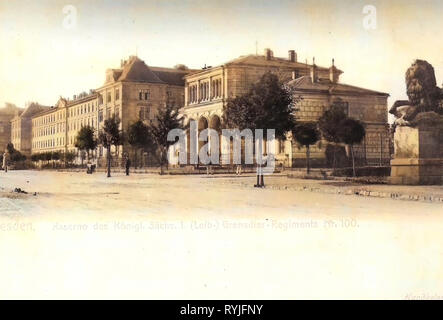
186, 117, 196, 165
198, 117, 208, 165
209, 115, 222, 164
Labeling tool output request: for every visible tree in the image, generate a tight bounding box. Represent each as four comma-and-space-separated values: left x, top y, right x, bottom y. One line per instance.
75, 125, 97, 165
64, 151, 76, 166
43, 152, 52, 165
52, 151, 61, 167
224, 72, 297, 139
10, 152, 26, 162
223, 72, 298, 186
337, 118, 366, 177
98, 115, 124, 177
293, 122, 320, 174
318, 100, 348, 169
127, 120, 152, 168
149, 103, 185, 175
4, 142, 26, 164
6, 142, 14, 154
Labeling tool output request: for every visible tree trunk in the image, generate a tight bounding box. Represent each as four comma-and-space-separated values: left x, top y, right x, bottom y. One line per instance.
260, 166, 265, 187
134, 148, 138, 169
351, 145, 356, 177
107, 145, 111, 178
306, 145, 310, 174
159, 149, 164, 175
332, 145, 337, 169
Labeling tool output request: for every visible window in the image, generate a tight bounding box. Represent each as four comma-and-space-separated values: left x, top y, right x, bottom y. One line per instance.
99, 110, 103, 122
115, 88, 120, 100
107, 92, 111, 103
139, 106, 150, 120
139, 89, 150, 100
331, 99, 349, 116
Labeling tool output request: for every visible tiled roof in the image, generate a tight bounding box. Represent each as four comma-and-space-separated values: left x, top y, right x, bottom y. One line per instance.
118, 57, 164, 83
224, 54, 332, 71
66, 93, 97, 106
288, 76, 389, 96
114, 57, 194, 86
32, 106, 58, 117
151, 67, 191, 86
184, 53, 339, 79
20, 103, 50, 118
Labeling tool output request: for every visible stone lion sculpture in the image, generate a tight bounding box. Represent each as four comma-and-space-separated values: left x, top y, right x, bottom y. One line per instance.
389, 59, 443, 126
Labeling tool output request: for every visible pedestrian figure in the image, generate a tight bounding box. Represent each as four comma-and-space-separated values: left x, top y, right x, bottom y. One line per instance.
236, 164, 242, 176
2, 150, 10, 173
125, 154, 131, 176
86, 161, 92, 174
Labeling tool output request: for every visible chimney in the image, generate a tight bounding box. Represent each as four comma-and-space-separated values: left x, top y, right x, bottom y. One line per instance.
288, 50, 297, 62
329, 58, 340, 83
264, 48, 273, 60
310, 57, 318, 83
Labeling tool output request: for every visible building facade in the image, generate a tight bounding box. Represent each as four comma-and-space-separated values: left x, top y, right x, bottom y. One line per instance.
288, 63, 390, 166
181, 49, 389, 167
181, 49, 334, 167
31, 92, 98, 157
1, 104, 23, 152
94, 56, 193, 163
30, 56, 193, 164
23, 52, 389, 168
11, 102, 49, 156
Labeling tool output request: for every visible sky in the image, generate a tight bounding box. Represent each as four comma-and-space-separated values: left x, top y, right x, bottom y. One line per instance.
0, 0, 442, 121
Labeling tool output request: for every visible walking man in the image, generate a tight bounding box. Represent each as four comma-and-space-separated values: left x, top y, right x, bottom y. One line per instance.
2, 150, 10, 173
125, 154, 131, 176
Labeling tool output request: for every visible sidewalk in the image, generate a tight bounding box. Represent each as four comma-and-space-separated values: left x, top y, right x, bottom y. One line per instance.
223, 175, 443, 204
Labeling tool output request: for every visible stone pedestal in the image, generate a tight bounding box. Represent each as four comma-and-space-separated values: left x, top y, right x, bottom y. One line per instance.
390, 125, 442, 185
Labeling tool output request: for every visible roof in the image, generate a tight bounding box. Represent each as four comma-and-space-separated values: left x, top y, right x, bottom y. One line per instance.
20, 103, 51, 118
118, 57, 164, 83
32, 106, 58, 118
184, 53, 338, 79
150, 66, 193, 86
288, 76, 389, 97
103, 57, 194, 86
225, 54, 332, 71
66, 93, 97, 106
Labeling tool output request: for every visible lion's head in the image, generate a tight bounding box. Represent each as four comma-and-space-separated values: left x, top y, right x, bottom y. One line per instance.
405, 60, 441, 113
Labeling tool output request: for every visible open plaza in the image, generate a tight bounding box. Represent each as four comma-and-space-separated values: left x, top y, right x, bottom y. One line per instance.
0, 170, 441, 299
